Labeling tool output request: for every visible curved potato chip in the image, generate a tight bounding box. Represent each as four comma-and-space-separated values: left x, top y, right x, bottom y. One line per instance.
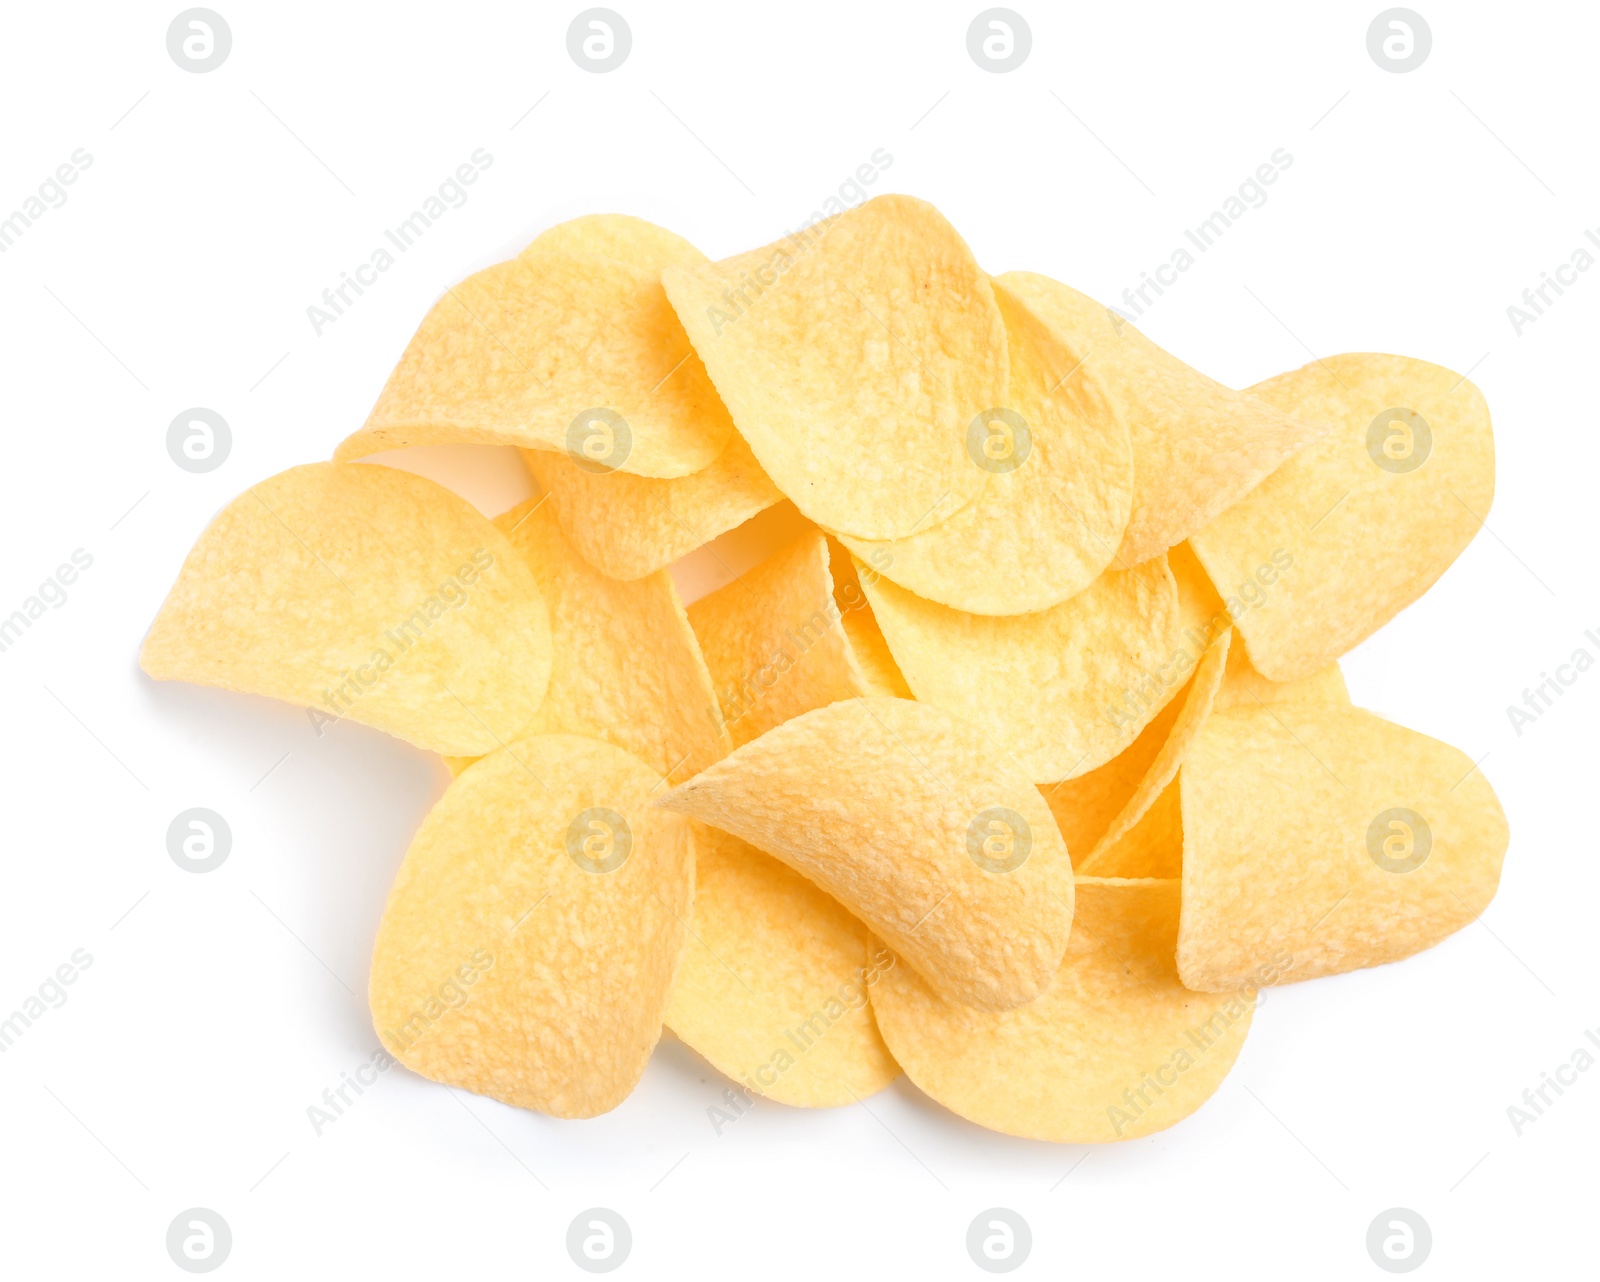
688, 531, 906, 748
861, 556, 1181, 782
659, 698, 1073, 1011
663, 194, 1005, 539
1177, 704, 1508, 991
1215, 642, 1348, 712
827, 539, 911, 699
833, 277, 1133, 614
1041, 686, 1185, 861
370, 734, 693, 1117
524, 432, 784, 580
337, 251, 733, 478
1189, 353, 1494, 681
522, 213, 706, 272
1076, 628, 1231, 874
1092, 782, 1184, 879
489, 496, 728, 780
997, 272, 1332, 566
664, 825, 900, 1107
871, 878, 1254, 1143
140, 462, 552, 756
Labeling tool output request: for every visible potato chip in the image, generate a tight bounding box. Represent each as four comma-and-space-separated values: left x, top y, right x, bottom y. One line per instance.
523, 431, 784, 581
521, 213, 706, 273
832, 277, 1133, 615
1214, 641, 1348, 712
826, 539, 911, 699
1165, 539, 1347, 712
141, 462, 552, 756
1188, 354, 1494, 681
688, 531, 906, 748
487, 496, 728, 781
861, 555, 1180, 782
336, 249, 734, 479
1177, 704, 1508, 991
871, 878, 1255, 1143
1093, 782, 1185, 879
659, 697, 1073, 1011
996, 272, 1332, 567
369, 734, 693, 1117
1075, 628, 1231, 874
1040, 687, 1185, 860
662, 194, 1005, 540
664, 825, 900, 1107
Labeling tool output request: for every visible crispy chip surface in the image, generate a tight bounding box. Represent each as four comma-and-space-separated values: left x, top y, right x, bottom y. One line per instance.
997, 272, 1331, 567
1189, 353, 1494, 681
1214, 643, 1348, 712
369, 735, 693, 1117
140, 462, 552, 756
660, 698, 1073, 1011
525, 433, 784, 580
861, 556, 1181, 781
663, 195, 1005, 539
521, 213, 706, 272
871, 878, 1254, 1142
337, 251, 734, 478
664, 825, 900, 1107
1178, 704, 1508, 990
688, 531, 906, 748
490, 496, 728, 781
1076, 628, 1231, 874
833, 277, 1132, 614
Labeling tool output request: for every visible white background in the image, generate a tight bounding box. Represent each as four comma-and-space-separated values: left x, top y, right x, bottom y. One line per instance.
1, 1, 1594, 1276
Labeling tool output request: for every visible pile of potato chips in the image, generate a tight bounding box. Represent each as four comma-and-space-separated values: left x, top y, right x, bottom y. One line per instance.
142, 196, 1507, 1142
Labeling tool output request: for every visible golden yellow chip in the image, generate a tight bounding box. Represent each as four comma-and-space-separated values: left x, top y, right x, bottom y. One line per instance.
1214, 641, 1348, 712
660, 697, 1073, 1011
663, 194, 1005, 540
832, 276, 1133, 615
1041, 687, 1185, 861
141, 462, 552, 756
524, 432, 784, 581
996, 272, 1332, 567
871, 878, 1256, 1142
827, 538, 911, 699
336, 249, 734, 479
488, 496, 728, 781
1189, 353, 1494, 681
369, 734, 693, 1117
861, 555, 1181, 781
521, 213, 706, 272
1178, 704, 1508, 991
1096, 781, 1185, 878
688, 530, 907, 748
664, 825, 900, 1108
1076, 628, 1231, 874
